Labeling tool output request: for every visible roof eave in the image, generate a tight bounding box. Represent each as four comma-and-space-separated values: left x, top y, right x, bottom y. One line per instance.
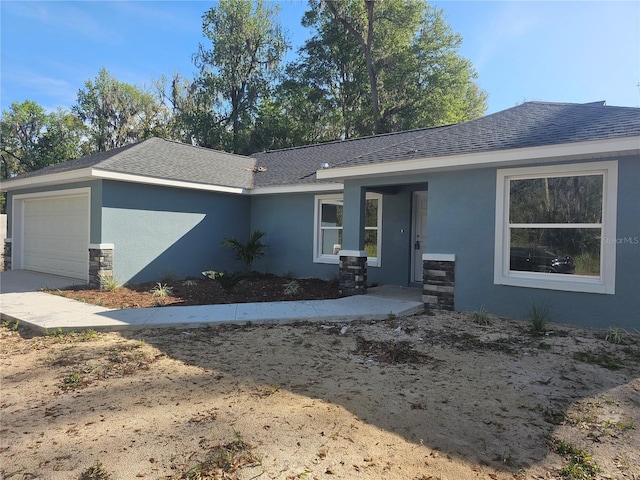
315, 136, 640, 181
0, 168, 95, 192
250, 182, 344, 195
91, 169, 250, 194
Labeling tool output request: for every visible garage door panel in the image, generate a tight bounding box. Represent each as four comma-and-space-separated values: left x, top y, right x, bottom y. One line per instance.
22, 194, 89, 280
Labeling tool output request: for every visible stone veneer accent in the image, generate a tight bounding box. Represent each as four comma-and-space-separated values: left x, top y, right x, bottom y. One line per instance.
3, 239, 12, 271
338, 250, 368, 296
423, 254, 455, 311
89, 244, 114, 289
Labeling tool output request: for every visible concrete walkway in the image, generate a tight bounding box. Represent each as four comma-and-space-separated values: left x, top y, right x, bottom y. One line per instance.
0, 270, 424, 333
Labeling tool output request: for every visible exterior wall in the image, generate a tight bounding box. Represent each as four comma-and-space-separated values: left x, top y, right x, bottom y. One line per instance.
101, 181, 251, 284
423, 156, 640, 330
249, 193, 338, 279
249, 185, 422, 284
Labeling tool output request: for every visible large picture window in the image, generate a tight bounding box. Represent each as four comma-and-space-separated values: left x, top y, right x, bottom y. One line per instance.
495, 161, 617, 294
314, 193, 382, 266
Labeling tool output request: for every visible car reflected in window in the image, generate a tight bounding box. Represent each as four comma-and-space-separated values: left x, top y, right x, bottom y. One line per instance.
510, 247, 575, 274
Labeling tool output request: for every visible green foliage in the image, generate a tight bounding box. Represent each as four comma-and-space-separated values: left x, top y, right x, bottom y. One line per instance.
529, 303, 549, 335
0, 100, 86, 188
222, 230, 268, 272
193, 0, 288, 153
470, 306, 491, 325
74, 67, 169, 152
61, 372, 84, 390
99, 274, 120, 292
202, 270, 245, 293
295, 0, 487, 138
150, 283, 173, 297
605, 327, 627, 344
551, 440, 600, 479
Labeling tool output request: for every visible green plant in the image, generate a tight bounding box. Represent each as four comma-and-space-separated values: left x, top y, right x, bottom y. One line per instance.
283, 279, 301, 296
529, 303, 549, 335
99, 274, 120, 292
202, 270, 245, 293
61, 372, 83, 390
471, 306, 491, 325
79, 461, 111, 480
150, 283, 173, 297
182, 279, 197, 287
222, 230, 268, 272
605, 327, 627, 344
551, 440, 600, 479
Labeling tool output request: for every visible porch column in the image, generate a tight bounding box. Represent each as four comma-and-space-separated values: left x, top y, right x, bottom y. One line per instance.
339, 185, 367, 295
423, 253, 456, 310
89, 243, 114, 289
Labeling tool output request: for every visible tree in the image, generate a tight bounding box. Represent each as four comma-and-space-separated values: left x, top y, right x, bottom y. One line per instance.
74, 68, 169, 152
193, 0, 288, 153
0, 100, 85, 180
299, 0, 487, 136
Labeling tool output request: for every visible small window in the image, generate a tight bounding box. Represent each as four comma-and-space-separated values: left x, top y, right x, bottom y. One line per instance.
495, 161, 617, 294
314, 193, 382, 266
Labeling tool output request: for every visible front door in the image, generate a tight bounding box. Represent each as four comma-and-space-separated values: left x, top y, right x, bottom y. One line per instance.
411, 191, 428, 283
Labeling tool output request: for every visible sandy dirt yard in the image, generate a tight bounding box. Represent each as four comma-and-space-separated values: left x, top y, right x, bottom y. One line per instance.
1, 311, 639, 480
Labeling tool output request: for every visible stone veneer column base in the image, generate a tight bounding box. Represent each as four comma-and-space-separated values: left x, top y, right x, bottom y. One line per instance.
3, 239, 12, 271
338, 250, 368, 296
89, 243, 114, 289
423, 254, 455, 311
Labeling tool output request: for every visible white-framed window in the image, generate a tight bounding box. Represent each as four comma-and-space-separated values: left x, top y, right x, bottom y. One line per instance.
494, 161, 617, 294
314, 193, 382, 266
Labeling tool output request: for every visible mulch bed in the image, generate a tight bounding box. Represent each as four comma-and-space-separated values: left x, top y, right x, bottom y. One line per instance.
53, 275, 341, 309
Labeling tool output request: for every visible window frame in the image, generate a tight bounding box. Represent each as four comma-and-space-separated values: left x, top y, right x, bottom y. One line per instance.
314, 193, 382, 267
494, 161, 618, 294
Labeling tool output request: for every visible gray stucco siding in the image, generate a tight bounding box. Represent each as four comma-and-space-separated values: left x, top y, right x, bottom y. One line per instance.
249, 193, 338, 279
423, 157, 639, 329
101, 181, 251, 284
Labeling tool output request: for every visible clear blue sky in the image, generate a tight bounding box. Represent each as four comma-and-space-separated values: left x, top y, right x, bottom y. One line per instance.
1, 1, 638, 116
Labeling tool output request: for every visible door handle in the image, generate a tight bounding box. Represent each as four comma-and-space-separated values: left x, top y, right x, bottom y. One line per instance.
414, 240, 421, 250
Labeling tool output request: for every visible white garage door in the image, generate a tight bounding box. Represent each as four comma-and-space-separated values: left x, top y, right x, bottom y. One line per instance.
23, 194, 89, 280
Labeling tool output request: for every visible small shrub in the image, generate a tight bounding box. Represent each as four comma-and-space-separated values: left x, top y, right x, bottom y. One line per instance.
182, 279, 197, 287
99, 274, 120, 292
221, 230, 268, 272
150, 283, 173, 297
470, 306, 491, 325
529, 303, 549, 335
283, 280, 301, 296
202, 270, 245, 293
605, 327, 627, 344
61, 372, 83, 390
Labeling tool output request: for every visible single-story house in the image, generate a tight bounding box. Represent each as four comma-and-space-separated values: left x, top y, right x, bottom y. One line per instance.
2, 101, 639, 328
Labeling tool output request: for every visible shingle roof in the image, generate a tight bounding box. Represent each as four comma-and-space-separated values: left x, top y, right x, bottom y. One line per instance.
5, 101, 638, 191
251, 101, 640, 181
9, 137, 257, 189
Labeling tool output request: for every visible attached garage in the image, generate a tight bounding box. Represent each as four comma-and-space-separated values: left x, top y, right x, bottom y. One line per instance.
12, 189, 90, 281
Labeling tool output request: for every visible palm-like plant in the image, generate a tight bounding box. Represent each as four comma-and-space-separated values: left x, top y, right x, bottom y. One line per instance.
221, 230, 268, 273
